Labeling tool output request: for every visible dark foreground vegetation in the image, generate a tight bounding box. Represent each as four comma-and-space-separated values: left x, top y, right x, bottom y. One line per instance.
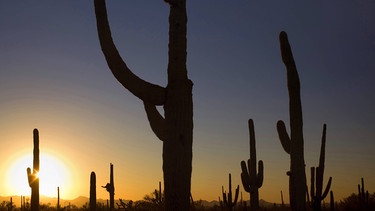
1, 191, 374, 211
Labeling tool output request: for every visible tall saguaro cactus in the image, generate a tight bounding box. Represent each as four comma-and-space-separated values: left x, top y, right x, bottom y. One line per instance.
240, 119, 264, 211
102, 163, 114, 211
90, 172, 97, 211
26, 129, 40, 211
277, 31, 307, 211
310, 124, 332, 211
222, 173, 239, 211
94, 1, 193, 210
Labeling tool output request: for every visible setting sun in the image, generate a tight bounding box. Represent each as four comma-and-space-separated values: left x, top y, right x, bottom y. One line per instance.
5, 152, 72, 198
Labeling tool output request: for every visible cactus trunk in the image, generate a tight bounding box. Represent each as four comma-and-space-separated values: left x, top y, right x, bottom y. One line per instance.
94, 1, 192, 210
109, 164, 114, 210
27, 129, 40, 211
277, 31, 307, 211
90, 172, 96, 211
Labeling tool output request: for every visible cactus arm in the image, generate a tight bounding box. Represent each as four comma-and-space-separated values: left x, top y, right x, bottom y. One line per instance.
94, 0, 166, 105
321, 177, 332, 199
240, 161, 251, 192
144, 102, 167, 141
233, 185, 239, 205
310, 167, 315, 199
222, 186, 227, 205
277, 120, 291, 154
26, 168, 33, 187
257, 160, 264, 187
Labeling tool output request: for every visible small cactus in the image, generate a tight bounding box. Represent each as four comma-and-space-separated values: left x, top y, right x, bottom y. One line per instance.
57, 187, 60, 210
26, 129, 40, 211
154, 181, 164, 207
222, 173, 239, 211
102, 163, 114, 211
240, 119, 264, 211
358, 177, 369, 209
310, 124, 332, 211
330, 191, 335, 211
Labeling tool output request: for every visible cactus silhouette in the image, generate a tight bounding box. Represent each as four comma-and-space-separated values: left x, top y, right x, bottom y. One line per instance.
94, 1, 193, 210
310, 124, 332, 211
90, 172, 96, 211
154, 181, 164, 207
57, 187, 60, 210
358, 177, 369, 209
240, 119, 263, 211
102, 163, 114, 211
277, 31, 307, 210
330, 191, 335, 211
26, 129, 39, 211
222, 173, 239, 211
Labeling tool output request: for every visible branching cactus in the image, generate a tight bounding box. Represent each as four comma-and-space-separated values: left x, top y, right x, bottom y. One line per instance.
26, 129, 40, 211
94, 1, 193, 210
358, 177, 369, 209
277, 31, 307, 211
310, 124, 332, 211
102, 163, 115, 211
90, 172, 97, 211
222, 173, 239, 211
154, 181, 164, 207
240, 119, 264, 211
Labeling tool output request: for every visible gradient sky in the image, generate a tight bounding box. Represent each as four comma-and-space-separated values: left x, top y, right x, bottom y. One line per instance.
0, 0, 374, 204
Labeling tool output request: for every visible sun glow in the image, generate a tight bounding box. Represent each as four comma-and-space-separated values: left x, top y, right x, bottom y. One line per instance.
5, 152, 73, 198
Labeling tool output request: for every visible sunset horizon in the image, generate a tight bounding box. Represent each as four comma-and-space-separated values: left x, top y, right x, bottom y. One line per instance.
1, 1, 374, 210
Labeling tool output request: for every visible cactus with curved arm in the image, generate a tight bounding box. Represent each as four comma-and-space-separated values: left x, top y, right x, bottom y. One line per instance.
102, 163, 114, 211
26, 129, 40, 211
277, 31, 307, 211
310, 124, 332, 211
240, 119, 263, 211
222, 173, 239, 211
94, 1, 192, 210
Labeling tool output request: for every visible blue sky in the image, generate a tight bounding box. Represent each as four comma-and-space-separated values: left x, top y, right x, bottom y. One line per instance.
0, 0, 374, 203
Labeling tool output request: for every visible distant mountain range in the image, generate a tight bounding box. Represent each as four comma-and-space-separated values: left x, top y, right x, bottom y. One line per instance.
0, 195, 278, 208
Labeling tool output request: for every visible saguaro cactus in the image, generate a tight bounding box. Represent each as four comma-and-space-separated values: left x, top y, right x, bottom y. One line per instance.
310, 124, 332, 211
154, 181, 164, 207
240, 119, 264, 211
330, 191, 334, 211
57, 187, 60, 210
222, 173, 239, 211
358, 177, 369, 209
277, 31, 307, 211
26, 128, 39, 211
102, 163, 114, 211
94, 1, 193, 210
90, 172, 96, 211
